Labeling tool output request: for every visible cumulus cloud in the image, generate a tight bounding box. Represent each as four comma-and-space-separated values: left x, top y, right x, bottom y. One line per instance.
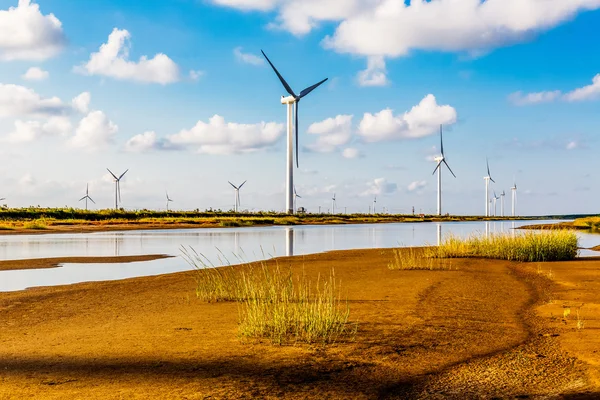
125, 131, 172, 152
75, 28, 180, 84
5, 116, 71, 143
22, 66, 49, 81
342, 147, 362, 159
564, 74, 600, 102
69, 110, 118, 150
166, 115, 284, 155
233, 47, 264, 66
362, 177, 397, 196
0, 0, 66, 61
71, 91, 91, 114
509, 90, 561, 106
407, 180, 427, 192
323, 0, 600, 57
358, 94, 457, 142
357, 56, 388, 87
305, 114, 353, 153
0, 83, 67, 117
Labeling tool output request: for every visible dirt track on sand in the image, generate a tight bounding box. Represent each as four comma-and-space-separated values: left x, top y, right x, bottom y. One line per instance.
0, 249, 598, 398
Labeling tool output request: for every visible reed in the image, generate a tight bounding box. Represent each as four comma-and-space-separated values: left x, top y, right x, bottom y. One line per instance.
387, 247, 451, 270
183, 248, 356, 345
436, 230, 578, 262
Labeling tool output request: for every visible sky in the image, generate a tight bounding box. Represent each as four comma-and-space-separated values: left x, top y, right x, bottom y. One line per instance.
0, 0, 600, 215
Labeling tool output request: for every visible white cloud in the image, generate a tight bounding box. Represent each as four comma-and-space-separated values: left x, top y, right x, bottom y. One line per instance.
407, 180, 427, 192
362, 177, 397, 196
357, 56, 388, 87
233, 47, 264, 66
211, 0, 278, 12
75, 28, 180, 85
0, 0, 66, 61
189, 70, 204, 81
125, 131, 171, 152
71, 91, 91, 114
342, 147, 362, 159
509, 90, 562, 106
19, 173, 35, 186
358, 94, 457, 142
22, 66, 49, 81
69, 110, 118, 150
306, 114, 353, 153
5, 116, 71, 143
323, 0, 600, 57
566, 141, 578, 150
167, 115, 284, 155
564, 74, 600, 102
0, 83, 67, 117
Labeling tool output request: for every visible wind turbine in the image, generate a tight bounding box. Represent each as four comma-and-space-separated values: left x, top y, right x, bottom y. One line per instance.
373, 196, 377, 214
432, 124, 456, 216
261, 50, 328, 214
107, 169, 128, 210
166, 191, 173, 211
492, 191, 500, 217
228, 180, 246, 213
500, 190, 506, 217
511, 181, 518, 216
293, 186, 301, 214
79, 183, 95, 210
483, 158, 495, 217
331, 193, 336, 215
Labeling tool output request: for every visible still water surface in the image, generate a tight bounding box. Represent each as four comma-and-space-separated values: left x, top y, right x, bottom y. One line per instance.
0, 220, 597, 292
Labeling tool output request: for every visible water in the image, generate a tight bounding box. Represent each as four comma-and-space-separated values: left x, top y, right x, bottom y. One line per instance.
0, 220, 597, 292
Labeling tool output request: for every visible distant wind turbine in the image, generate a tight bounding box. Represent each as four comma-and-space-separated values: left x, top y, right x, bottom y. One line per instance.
107, 169, 128, 210
483, 158, 495, 217
79, 183, 95, 210
373, 196, 377, 214
293, 186, 301, 214
432, 124, 456, 216
492, 191, 500, 217
166, 191, 173, 211
500, 190, 506, 217
331, 193, 336, 215
261, 50, 328, 214
228, 180, 246, 213
511, 181, 518, 216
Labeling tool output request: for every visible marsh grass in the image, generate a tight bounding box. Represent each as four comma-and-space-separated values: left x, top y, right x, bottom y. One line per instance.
387, 247, 451, 270
23, 219, 48, 230
182, 248, 356, 345
435, 231, 578, 262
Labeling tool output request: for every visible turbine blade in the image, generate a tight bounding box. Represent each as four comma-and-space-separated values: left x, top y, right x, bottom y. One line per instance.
299, 78, 328, 98
443, 159, 456, 178
228, 181, 237, 189
238, 180, 247, 189
107, 168, 118, 180
119, 169, 129, 180
295, 101, 299, 168
261, 50, 297, 98
79, 196, 86, 201
490, 177, 496, 184
89, 196, 96, 204
440, 124, 444, 156
486, 158, 491, 177
432, 161, 441, 175
297, 195, 302, 199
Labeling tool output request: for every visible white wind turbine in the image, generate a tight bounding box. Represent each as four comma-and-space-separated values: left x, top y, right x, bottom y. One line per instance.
166, 191, 173, 211
107, 169, 128, 210
511, 181, 518, 216
373, 196, 377, 214
293, 186, 301, 214
79, 183, 95, 211
331, 193, 336, 215
500, 190, 506, 217
262, 50, 328, 214
492, 191, 500, 217
432, 124, 456, 216
483, 158, 495, 217
228, 181, 246, 213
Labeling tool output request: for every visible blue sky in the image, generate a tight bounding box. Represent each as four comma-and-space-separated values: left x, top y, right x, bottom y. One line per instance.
0, 0, 599, 215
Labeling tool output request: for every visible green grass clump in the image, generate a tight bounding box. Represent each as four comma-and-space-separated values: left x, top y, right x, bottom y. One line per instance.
183, 248, 356, 345
436, 231, 578, 262
23, 219, 48, 230
387, 247, 450, 270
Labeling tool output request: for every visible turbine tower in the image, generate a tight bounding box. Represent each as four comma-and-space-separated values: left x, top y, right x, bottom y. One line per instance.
79, 183, 95, 210
107, 169, 128, 210
373, 196, 377, 214
483, 158, 495, 217
293, 186, 301, 214
432, 124, 456, 216
331, 193, 336, 215
262, 50, 328, 214
166, 191, 173, 211
500, 190, 506, 217
511, 181, 518, 216
492, 191, 500, 217
228, 180, 246, 213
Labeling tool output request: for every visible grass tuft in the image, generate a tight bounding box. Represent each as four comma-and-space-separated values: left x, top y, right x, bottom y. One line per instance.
435, 231, 578, 262
387, 247, 451, 270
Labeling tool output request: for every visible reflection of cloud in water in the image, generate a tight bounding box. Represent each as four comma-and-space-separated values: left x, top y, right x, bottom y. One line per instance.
0, 220, 589, 292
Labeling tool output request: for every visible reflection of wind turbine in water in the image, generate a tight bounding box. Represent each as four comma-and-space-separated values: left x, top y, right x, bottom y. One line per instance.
79, 183, 95, 210
285, 227, 294, 257
485, 221, 490, 238
113, 234, 122, 256
436, 223, 442, 247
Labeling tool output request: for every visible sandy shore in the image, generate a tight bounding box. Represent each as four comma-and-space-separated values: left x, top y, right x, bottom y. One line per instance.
0, 255, 172, 271
0, 249, 598, 398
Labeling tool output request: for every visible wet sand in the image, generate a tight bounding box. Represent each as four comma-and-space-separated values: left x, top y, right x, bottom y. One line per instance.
0, 249, 598, 398
0, 255, 172, 271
